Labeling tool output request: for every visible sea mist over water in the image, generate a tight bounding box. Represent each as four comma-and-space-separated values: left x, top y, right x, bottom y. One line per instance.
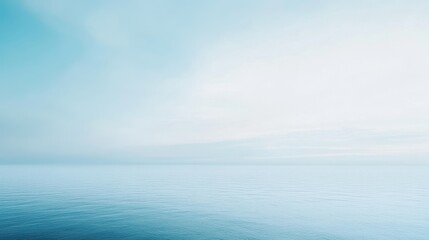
1, 165, 428, 240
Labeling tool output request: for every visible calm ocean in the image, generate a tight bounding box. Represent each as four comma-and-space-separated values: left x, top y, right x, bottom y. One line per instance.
0, 165, 428, 239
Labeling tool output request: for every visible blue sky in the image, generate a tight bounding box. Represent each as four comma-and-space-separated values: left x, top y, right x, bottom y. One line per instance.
1, 0, 429, 164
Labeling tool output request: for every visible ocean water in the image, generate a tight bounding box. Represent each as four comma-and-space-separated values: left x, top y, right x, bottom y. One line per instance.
0, 165, 428, 240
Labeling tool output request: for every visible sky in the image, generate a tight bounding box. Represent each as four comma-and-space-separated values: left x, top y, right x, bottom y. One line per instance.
1, 0, 429, 164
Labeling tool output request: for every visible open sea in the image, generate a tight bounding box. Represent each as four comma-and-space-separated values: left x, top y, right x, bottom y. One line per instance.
0, 165, 428, 240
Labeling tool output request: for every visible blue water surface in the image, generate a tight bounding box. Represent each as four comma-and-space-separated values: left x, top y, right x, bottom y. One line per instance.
0, 165, 428, 239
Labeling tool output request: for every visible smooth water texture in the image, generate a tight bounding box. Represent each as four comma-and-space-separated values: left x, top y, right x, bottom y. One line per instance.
0, 165, 428, 239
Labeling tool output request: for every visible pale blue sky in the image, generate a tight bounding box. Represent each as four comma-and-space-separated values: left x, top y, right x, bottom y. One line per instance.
1, 0, 429, 164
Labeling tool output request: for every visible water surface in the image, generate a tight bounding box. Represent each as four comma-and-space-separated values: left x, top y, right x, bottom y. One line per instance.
0, 165, 428, 239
